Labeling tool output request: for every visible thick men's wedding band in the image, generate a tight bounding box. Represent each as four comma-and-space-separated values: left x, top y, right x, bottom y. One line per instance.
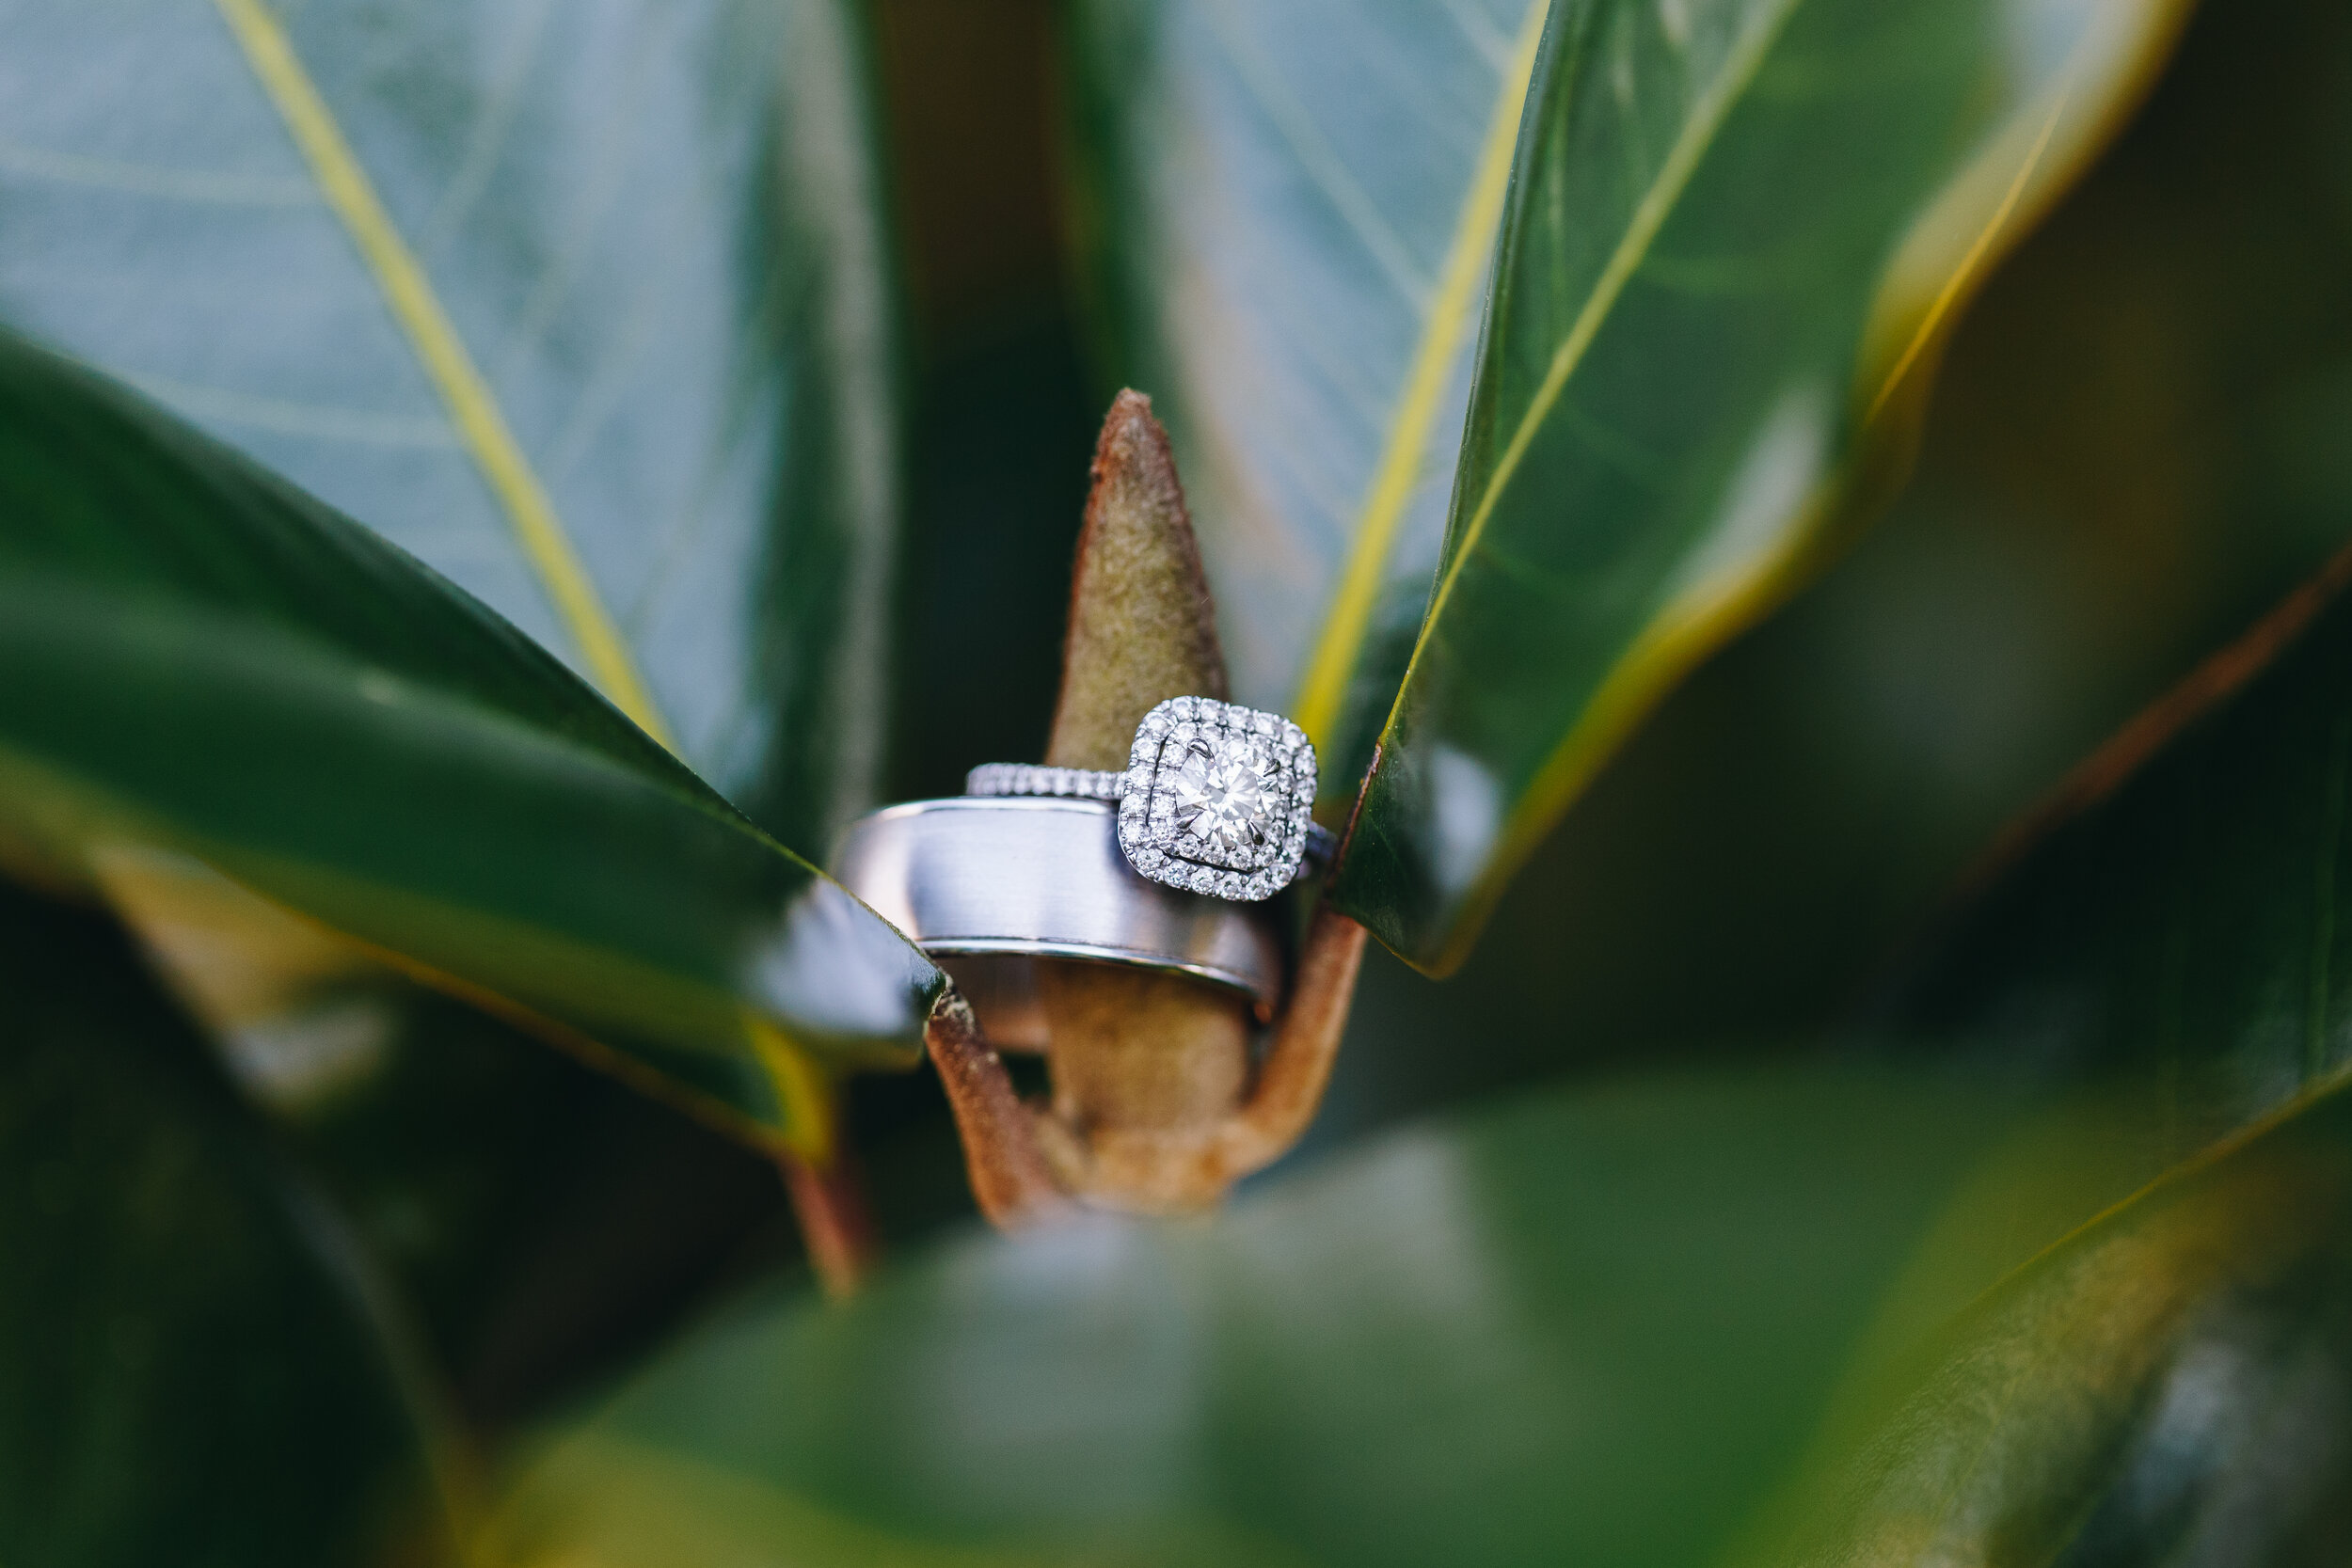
832, 796, 1284, 1006
965, 695, 1321, 903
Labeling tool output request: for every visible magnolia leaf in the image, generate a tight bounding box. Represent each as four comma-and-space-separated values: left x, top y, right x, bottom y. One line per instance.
0, 878, 465, 1567
95, 858, 794, 1425
486, 1067, 2018, 1568
0, 0, 897, 856
1356, 0, 2352, 1092
1332, 0, 2193, 969
0, 333, 940, 1147
0, 0, 914, 1152
1744, 1080, 2352, 1566
1883, 546, 2352, 1181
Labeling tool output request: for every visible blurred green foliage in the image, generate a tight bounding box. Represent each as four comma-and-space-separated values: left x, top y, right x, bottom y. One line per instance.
0, 330, 941, 1117
490, 1065, 2025, 1568
0, 879, 459, 1567
4, 0, 2352, 1560
1744, 1078, 2352, 1565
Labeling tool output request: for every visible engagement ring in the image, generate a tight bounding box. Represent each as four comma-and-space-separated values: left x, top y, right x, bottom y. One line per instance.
964, 696, 1326, 902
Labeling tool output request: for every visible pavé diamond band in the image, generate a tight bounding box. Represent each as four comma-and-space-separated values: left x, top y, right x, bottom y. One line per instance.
965, 696, 1327, 902
964, 763, 1123, 800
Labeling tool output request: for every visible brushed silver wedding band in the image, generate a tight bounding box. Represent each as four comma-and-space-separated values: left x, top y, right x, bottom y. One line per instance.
831, 796, 1284, 1006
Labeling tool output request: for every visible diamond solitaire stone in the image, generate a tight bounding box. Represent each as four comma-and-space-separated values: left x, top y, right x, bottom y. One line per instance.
1171, 738, 1274, 854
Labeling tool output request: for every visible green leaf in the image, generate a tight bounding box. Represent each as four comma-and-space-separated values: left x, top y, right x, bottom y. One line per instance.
1332, 0, 2193, 969
0, 876, 464, 1567
1063, 0, 1547, 787
0, 0, 897, 854
0, 331, 941, 1145
1882, 551, 2352, 1178
1382, 0, 2352, 1090
487, 1066, 2022, 1568
1743, 1077, 2352, 1565
106, 882, 796, 1427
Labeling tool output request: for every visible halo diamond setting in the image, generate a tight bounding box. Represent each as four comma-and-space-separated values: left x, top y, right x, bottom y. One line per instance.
1118, 696, 1316, 902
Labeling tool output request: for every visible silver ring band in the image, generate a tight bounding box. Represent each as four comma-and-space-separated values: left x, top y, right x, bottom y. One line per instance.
832, 797, 1284, 1006
964, 762, 1124, 800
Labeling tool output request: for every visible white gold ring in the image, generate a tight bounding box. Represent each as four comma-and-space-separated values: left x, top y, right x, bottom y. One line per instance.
831, 797, 1285, 1006
965, 696, 1326, 902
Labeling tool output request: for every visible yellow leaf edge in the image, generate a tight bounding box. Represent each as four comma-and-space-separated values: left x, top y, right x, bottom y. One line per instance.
1289, 0, 1549, 755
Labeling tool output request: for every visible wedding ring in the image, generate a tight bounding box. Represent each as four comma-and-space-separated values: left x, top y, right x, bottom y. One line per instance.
963, 762, 1123, 800
832, 797, 1284, 1006
965, 696, 1321, 902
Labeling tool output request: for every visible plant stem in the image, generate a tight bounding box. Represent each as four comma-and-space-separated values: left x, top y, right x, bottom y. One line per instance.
778, 1144, 878, 1298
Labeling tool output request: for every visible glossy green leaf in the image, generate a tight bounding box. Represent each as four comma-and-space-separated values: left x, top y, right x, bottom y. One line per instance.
1882, 552, 2352, 1179
1334, 0, 2193, 970
0, 877, 463, 1567
488, 1066, 2021, 1568
1063, 0, 1546, 787
1363, 0, 2352, 1101
1743, 1078, 2352, 1566
0, 0, 898, 854
0, 332, 941, 1145
1306, 0, 2352, 1139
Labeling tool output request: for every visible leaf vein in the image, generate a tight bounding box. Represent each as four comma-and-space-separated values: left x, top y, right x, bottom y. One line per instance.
1374, 0, 1802, 752
1199, 0, 1433, 308
209, 0, 675, 747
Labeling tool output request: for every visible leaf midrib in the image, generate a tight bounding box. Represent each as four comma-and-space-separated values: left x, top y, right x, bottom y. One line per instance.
209, 0, 677, 750
1373, 0, 1806, 744
1290, 0, 1550, 754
